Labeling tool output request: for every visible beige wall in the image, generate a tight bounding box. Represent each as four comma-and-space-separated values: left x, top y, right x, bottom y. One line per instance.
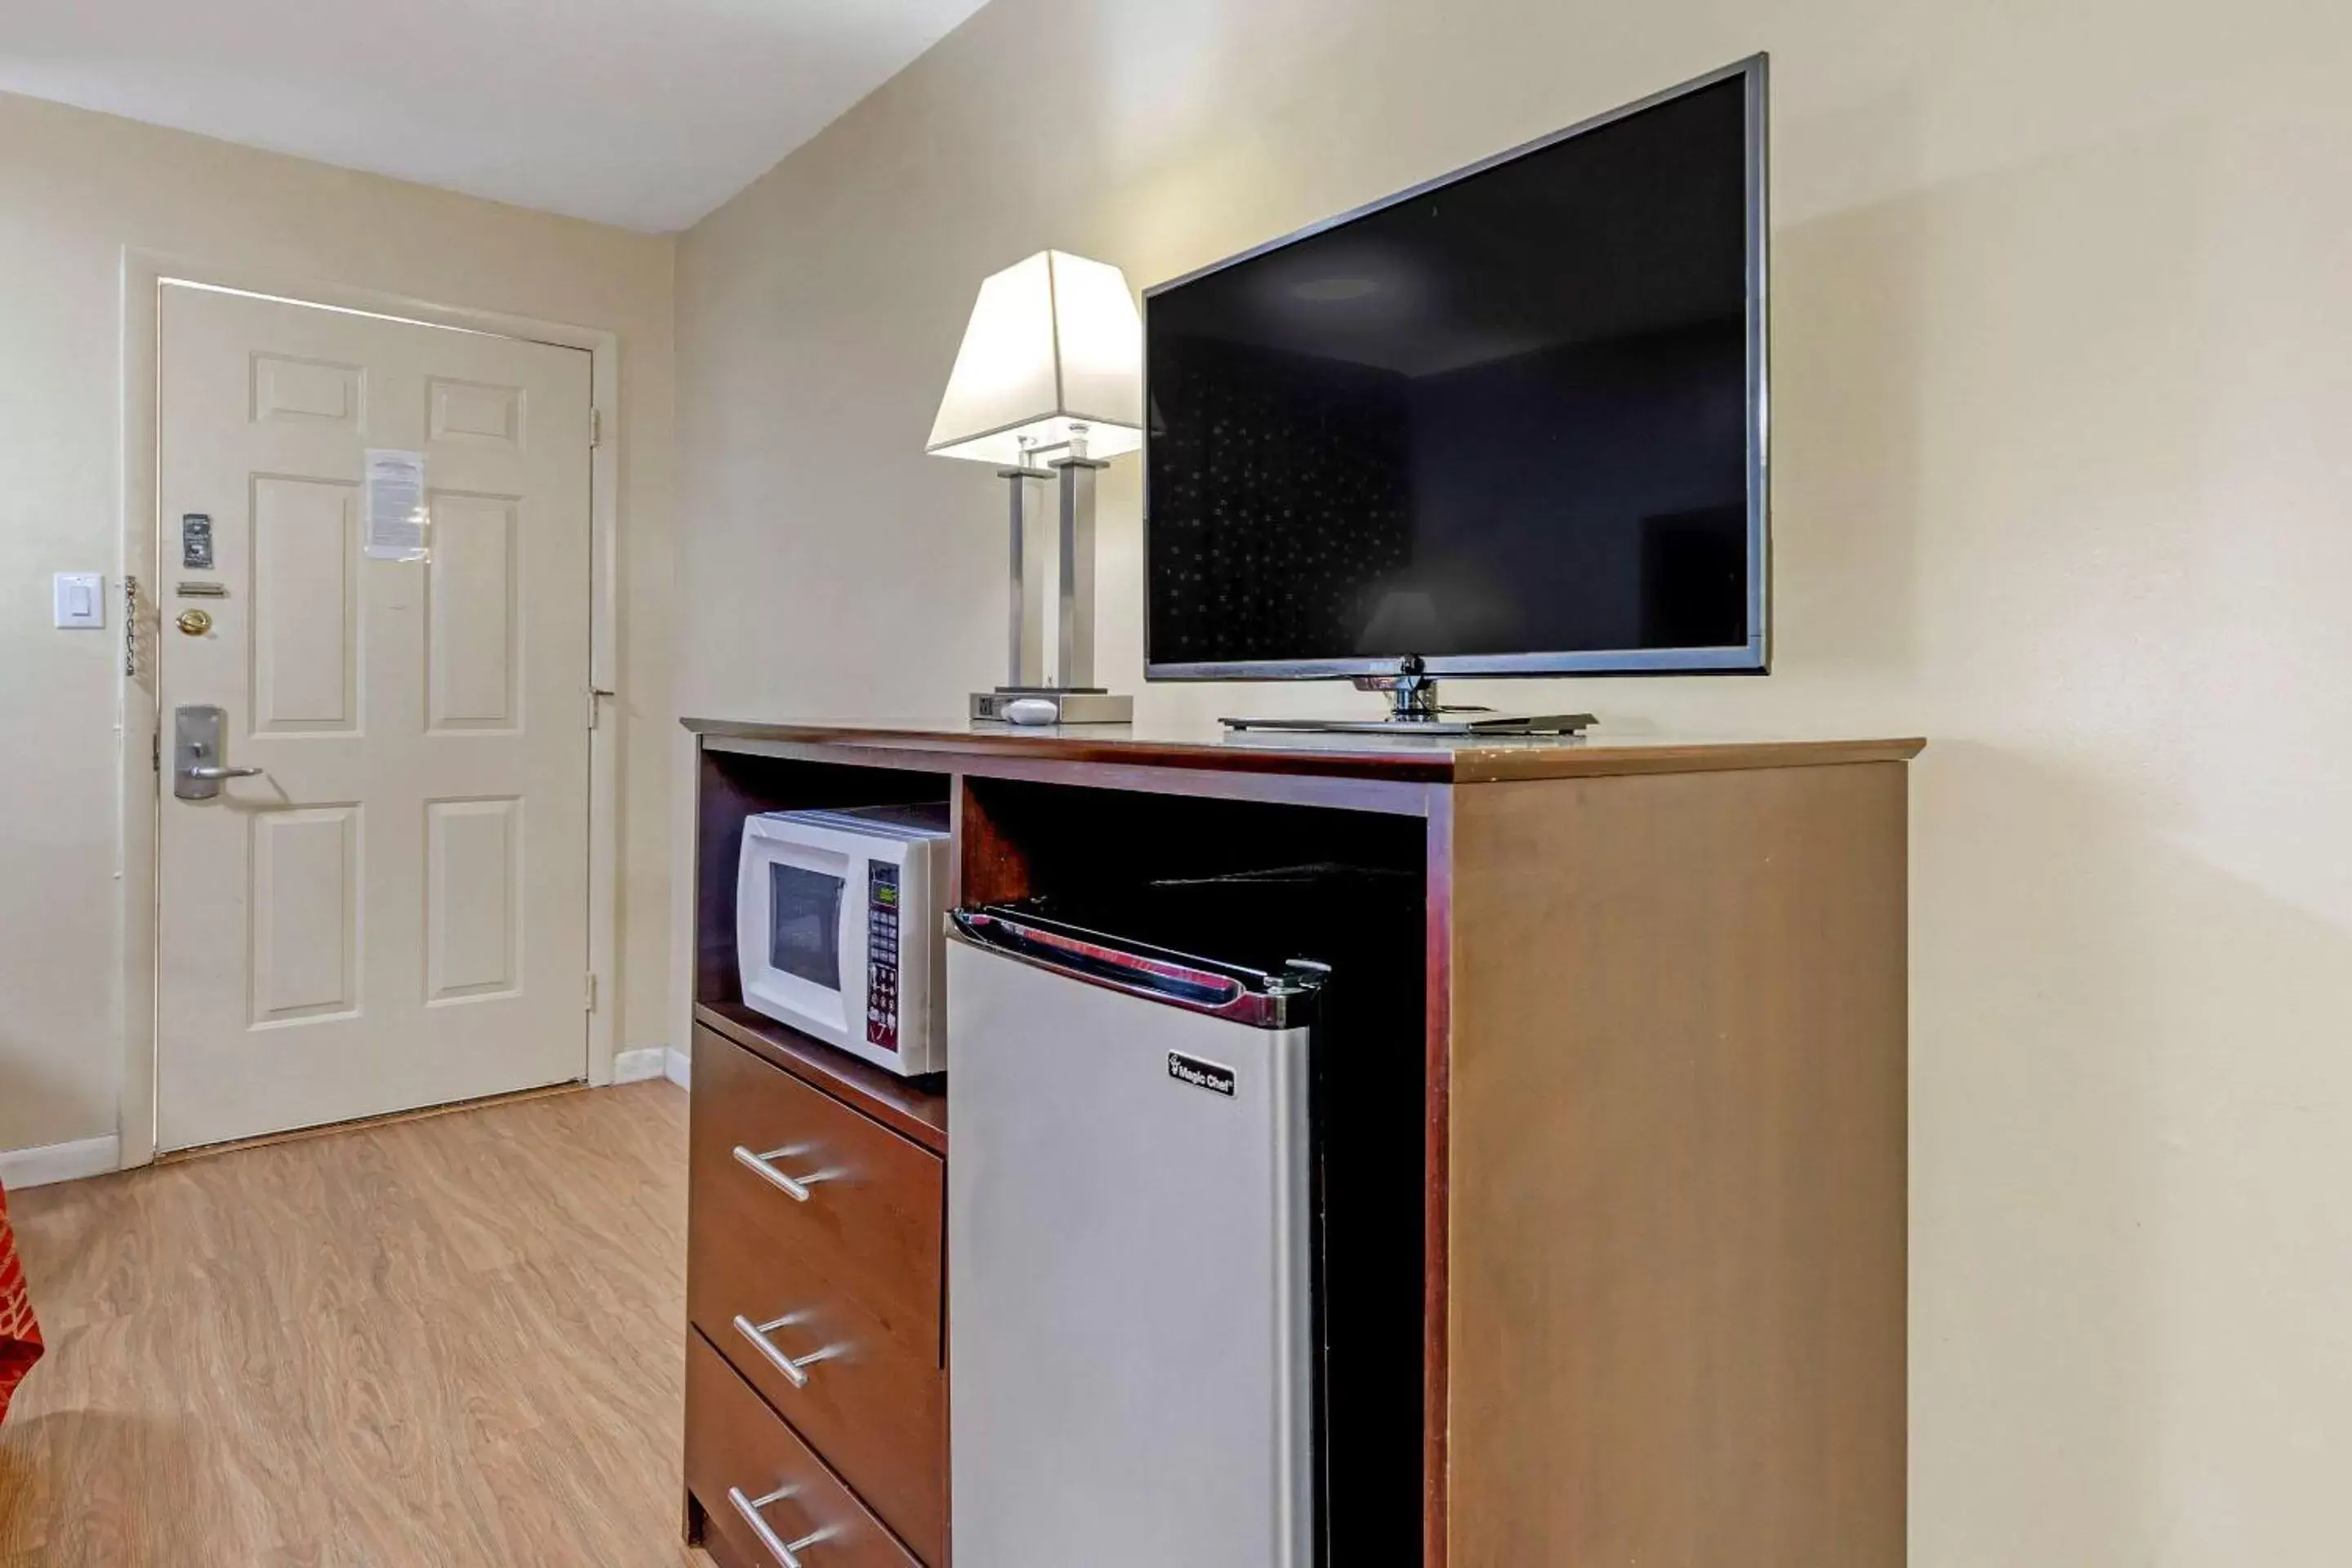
0, 91, 676, 1156
675, 0, 2352, 1559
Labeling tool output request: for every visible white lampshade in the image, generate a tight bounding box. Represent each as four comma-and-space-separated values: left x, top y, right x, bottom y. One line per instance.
927, 251, 1144, 466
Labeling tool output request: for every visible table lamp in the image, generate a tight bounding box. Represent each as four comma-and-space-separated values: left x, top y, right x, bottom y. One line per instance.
929, 250, 1142, 724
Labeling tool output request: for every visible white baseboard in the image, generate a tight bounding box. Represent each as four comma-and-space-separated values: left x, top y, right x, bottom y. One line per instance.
612, 1045, 688, 1090
612, 1046, 666, 1085
0, 1134, 122, 1190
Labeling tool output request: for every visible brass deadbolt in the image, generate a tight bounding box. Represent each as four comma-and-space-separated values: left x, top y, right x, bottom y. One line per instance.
176, 608, 213, 636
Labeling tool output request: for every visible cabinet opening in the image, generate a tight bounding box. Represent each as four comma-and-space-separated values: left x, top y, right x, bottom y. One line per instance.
694, 746, 950, 1008
956, 774, 1430, 1561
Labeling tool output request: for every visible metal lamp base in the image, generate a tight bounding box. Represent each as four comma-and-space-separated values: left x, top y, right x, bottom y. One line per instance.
977, 444, 1128, 728
971, 688, 1135, 726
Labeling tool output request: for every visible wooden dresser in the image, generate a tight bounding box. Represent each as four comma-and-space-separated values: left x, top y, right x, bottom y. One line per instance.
681, 719, 1922, 1568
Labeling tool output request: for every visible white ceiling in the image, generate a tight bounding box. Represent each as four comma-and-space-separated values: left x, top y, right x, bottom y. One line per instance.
0, 0, 993, 232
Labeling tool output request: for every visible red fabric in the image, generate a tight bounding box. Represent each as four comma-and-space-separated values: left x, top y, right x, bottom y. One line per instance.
0, 1180, 40, 1423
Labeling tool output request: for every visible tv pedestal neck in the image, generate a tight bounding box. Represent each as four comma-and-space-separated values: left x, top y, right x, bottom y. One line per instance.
1219, 656, 1597, 738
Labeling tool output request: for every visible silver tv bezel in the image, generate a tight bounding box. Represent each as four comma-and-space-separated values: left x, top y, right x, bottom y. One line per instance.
1140, 54, 1771, 684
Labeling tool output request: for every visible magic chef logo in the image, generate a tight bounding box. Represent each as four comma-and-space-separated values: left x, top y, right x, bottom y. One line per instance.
1167, 1052, 1237, 1098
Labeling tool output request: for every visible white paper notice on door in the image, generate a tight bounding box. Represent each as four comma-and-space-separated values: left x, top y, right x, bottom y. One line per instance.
363, 448, 428, 560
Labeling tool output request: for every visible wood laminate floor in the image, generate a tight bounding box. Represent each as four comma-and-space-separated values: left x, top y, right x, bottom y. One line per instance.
0, 1082, 701, 1567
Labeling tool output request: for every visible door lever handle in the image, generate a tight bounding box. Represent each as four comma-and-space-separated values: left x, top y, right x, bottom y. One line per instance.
173, 705, 265, 800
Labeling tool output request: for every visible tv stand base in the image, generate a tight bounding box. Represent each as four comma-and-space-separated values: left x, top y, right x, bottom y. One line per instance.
1219, 712, 1596, 737
1220, 659, 1595, 737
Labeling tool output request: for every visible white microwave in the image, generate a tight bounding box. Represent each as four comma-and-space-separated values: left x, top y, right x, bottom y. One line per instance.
736, 804, 952, 1076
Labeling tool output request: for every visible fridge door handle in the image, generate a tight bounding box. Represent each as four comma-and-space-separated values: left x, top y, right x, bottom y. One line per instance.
950, 910, 1245, 1009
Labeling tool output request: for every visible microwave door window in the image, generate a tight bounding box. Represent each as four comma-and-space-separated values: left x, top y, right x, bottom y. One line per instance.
770, 863, 846, 990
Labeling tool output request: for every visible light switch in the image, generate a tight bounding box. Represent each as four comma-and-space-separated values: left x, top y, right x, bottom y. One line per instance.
54, 572, 105, 629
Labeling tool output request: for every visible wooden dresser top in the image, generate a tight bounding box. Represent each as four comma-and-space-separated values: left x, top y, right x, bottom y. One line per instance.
683, 716, 1923, 786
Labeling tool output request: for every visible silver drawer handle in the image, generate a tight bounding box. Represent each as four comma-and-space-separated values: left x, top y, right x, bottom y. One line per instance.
732, 1143, 836, 1202
733, 1311, 842, 1389
728, 1484, 837, 1567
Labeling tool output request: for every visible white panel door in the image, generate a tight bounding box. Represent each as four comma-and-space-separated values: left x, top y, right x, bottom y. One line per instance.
157, 283, 594, 1152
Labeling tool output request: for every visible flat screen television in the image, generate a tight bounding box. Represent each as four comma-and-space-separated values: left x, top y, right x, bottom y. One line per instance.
1143, 57, 1768, 696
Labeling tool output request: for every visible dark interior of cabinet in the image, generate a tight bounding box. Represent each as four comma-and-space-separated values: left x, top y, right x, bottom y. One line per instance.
958, 774, 1427, 905
694, 747, 951, 1006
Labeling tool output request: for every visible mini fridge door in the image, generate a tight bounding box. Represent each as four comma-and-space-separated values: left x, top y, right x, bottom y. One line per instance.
946, 918, 1316, 1568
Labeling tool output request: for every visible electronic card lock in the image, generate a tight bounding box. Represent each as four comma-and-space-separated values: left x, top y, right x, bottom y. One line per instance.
172, 705, 264, 801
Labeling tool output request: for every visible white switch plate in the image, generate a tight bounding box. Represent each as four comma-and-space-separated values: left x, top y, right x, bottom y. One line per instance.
54, 572, 105, 629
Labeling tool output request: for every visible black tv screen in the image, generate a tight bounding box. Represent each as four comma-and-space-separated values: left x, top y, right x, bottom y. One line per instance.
1144, 60, 1766, 679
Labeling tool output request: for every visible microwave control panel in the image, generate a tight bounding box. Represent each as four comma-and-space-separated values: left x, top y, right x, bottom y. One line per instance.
865, 860, 900, 1052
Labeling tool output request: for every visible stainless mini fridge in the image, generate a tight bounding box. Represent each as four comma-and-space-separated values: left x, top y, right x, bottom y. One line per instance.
945, 905, 1325, 1568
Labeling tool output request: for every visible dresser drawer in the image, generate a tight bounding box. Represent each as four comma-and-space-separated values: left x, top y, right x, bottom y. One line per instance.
691, 1027, 943, 1356
692, 1163, 947, 1559
689, 1027, 948, 1558
688, 1330, 923, 1568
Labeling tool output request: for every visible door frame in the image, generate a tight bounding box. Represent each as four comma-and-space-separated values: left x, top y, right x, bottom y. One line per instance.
116, 249, 626, 1169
